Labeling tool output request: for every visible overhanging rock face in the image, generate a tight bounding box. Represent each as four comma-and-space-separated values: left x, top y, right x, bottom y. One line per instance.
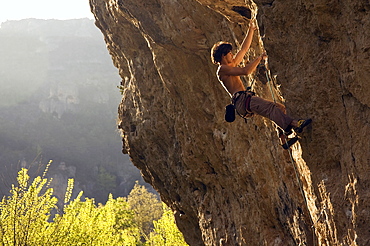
90, 0, 370, 245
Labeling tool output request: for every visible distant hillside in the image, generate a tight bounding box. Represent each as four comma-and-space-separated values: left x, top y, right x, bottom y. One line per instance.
0, 19, 146, 203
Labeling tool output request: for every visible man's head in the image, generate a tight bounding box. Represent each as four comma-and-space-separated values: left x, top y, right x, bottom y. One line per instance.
211, 41, 233, 64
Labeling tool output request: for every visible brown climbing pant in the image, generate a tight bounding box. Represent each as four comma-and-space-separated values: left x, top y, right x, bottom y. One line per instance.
249, 96, 293, 130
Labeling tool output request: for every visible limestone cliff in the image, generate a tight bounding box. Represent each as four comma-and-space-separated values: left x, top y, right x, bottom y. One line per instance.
90, 0, 370, 245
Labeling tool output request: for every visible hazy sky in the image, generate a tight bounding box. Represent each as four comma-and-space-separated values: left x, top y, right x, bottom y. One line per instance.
0, 0, 94, 25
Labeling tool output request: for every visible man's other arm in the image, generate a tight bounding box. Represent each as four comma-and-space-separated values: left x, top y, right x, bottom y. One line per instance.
221, 53, 266, 76
233, 20, 257, 66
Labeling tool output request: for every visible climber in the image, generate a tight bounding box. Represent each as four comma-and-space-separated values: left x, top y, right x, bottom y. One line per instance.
211, 19, 311, 148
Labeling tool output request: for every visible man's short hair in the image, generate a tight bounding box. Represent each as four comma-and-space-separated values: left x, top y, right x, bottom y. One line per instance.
211, 41, 233, 64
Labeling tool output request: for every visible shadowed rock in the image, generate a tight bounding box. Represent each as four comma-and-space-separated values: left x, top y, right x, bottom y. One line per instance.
90, 0, 370, 245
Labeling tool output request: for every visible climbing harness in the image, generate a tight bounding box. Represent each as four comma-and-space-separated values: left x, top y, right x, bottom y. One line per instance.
233, 90, 254, 116
224, 86, 255, 124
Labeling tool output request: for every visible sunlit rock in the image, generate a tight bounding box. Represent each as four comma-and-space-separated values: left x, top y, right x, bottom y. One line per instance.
90, 0, 370, 245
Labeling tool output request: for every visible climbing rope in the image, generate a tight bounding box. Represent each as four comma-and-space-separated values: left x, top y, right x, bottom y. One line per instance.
263, 59, 317, 245
264, 61, 276, 104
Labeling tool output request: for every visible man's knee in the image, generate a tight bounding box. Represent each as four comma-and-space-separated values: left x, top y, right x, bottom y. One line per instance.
275, 102, 286, 114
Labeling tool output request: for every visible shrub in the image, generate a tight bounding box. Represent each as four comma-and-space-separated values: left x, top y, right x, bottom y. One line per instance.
149, 203, 189, 246
0, 166, 188, 245
0, 167, 140, 245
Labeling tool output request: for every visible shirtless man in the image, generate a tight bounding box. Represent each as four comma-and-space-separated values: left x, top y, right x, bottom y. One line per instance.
211, 20, 311, 148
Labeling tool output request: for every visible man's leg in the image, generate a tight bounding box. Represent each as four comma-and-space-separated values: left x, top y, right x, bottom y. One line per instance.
249, 96, 293, 130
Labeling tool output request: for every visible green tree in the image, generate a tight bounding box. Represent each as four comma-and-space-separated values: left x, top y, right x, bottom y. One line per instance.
0, 167, 140, 245
0, 166, 187, 246
47, 193, 140, 245
127, 181, 163, 241
0, 168, 57, 245
148, 203, 189, 246
95, 166, 117, 199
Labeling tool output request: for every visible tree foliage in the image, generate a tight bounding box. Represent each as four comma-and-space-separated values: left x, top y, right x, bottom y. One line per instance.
149, 204, 189, 246
128, 181, 163, 240
0, 167, 188, 246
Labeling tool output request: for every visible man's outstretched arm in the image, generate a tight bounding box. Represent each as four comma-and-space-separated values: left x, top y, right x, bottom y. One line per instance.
221, 53, 267, 76
233, 20, 257, 66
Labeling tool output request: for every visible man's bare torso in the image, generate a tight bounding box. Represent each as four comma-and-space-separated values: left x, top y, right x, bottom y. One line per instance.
217, 64, 246, 96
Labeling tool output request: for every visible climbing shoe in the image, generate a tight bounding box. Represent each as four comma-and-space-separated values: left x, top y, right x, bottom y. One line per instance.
294, 118, 312, 133
282, 136, 299, 149
283, 125, 293, 136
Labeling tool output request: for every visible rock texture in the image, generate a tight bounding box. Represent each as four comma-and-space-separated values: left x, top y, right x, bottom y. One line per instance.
90, 0, 370, 245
